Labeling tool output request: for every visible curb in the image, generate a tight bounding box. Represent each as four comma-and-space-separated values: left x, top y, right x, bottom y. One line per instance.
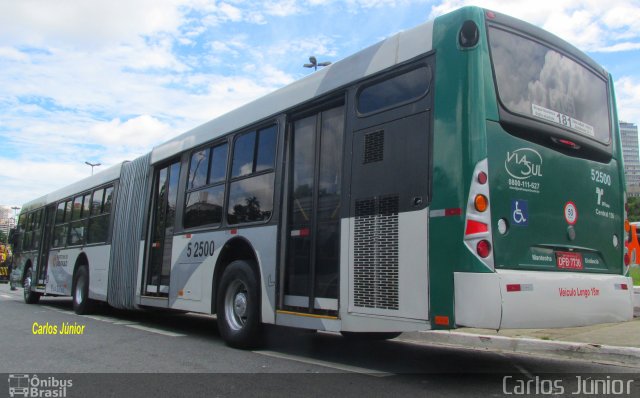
399, 330, 640, 367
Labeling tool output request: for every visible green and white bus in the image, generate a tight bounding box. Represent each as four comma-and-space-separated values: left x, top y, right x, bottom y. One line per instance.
11, 7, 633, 347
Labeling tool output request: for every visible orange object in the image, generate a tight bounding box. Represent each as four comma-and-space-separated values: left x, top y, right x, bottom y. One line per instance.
474, 194, 488, 212
626, 223, 640, 265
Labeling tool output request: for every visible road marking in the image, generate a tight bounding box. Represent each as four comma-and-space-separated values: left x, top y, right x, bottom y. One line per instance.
125, 324, 186, 337
46, 307, 75, 315
253, 350, 393, 377
513, 363, 535, 380
499, 353, 534, 380
82, 315, 123, 323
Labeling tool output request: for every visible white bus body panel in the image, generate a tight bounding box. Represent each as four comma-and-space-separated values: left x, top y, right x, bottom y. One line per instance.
455, 270, 634, 329
340, 208, 430, 332
45, 245, 110, 301
139, 225, 278, 322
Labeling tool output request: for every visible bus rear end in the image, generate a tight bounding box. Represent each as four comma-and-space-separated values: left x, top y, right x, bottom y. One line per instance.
455, 10, 633, 329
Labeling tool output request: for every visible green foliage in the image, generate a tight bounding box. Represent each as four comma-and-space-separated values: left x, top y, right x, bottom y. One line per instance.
628, 197, 640, 222
631, 266, 640, 286
0, 230, 6, 244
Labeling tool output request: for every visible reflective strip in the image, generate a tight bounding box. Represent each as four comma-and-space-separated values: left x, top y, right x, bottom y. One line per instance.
276, 310, 338, 320
506, 283, 533, 292
290, 228, 310, 237
430, 208, 462, 218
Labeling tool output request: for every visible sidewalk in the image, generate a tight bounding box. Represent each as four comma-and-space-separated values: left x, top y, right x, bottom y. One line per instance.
400, 288, 640, 367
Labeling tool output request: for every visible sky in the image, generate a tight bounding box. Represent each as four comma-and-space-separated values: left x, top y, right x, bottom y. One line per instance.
1, 0, 639, 212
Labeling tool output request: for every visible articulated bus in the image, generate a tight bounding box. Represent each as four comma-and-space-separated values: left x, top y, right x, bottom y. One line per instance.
11, 7, 633, 348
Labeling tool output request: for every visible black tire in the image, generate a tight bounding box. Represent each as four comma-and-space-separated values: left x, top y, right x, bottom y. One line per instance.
340, 331, 402, 341
73, 266, 94, 315
23, 266, 41, 304
216, 260, 263, 349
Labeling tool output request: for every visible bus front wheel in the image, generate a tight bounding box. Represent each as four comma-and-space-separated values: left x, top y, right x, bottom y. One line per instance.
73, 266, 94, 315
23, 266, 41, 304
216, 260, 262, 349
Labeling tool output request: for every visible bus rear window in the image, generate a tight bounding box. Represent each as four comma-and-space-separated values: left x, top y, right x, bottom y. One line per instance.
488, 26, 611, 145
357, 66, 431, 115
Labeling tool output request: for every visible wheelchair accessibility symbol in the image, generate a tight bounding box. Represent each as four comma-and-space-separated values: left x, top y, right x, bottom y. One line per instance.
511, 199, 528, 226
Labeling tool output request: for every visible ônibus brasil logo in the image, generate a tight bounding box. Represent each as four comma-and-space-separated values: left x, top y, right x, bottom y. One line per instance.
8, 374, 72, 398
505, 148, 543, 180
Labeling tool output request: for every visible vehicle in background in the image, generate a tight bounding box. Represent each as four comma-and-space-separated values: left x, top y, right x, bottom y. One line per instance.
0, 243, 10, 283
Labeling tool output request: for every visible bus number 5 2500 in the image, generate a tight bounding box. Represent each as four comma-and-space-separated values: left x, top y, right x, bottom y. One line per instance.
187, 241, 215, 258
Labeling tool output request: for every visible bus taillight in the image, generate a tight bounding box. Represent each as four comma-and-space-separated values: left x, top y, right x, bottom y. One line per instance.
477, 171, 487, 184
474, 194, 488, 212
477, 240, 491, 258
463, 159, 495, 271
624, 252, 631, 266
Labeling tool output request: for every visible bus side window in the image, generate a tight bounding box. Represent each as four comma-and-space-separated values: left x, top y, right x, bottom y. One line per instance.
227, 125, 277, 225
52, 201, 71, 248
87, 185, 113, 244
184, 142, 228, 229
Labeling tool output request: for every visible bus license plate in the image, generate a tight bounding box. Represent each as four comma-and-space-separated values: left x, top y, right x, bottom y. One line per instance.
556, 251, 583, 270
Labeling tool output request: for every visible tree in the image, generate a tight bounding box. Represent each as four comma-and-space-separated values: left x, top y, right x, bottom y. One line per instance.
628, 197, 640, 222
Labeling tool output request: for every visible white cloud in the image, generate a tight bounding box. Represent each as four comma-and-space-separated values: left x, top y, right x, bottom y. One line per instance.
263, 0, 304, 17
219, 2, 244, 21
0, 0, 187, 49
0, 159, 88, 206
595, 42, 640, 53
88, 115, 175, 149
0, 47, 29, 62
615, 76, 640, 125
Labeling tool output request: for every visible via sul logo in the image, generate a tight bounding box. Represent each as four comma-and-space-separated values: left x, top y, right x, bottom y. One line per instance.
505, 148, 543, 180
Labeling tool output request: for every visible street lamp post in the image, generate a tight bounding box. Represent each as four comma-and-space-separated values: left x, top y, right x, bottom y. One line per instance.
85, 161, 101, 176
303, 56, 331, 71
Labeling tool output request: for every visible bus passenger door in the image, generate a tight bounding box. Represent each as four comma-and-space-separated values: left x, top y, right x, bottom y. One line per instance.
37, 204, 55, 285
280, 104, 345, 315
143, 160, 180, 297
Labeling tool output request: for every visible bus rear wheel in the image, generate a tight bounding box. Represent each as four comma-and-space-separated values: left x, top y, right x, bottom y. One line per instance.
216, 260, 262, 349
23, 266, 41, 304
73, 266, 94, 315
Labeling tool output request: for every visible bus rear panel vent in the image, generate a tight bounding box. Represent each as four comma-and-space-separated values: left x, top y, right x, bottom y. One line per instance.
353, 195, 399, 310
363, 130, 384, 164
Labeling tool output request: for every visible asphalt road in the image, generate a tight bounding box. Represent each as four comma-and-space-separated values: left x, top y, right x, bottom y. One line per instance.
0, 283, 638, 398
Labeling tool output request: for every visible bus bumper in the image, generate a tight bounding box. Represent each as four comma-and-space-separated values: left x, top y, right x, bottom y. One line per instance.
454, 270, 634, 329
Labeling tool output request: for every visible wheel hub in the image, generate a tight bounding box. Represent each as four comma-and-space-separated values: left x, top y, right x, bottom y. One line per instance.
234, 292, 247, 318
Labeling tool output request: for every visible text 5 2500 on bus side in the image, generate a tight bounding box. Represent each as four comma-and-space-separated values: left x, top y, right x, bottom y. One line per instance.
186, 241, 215, 258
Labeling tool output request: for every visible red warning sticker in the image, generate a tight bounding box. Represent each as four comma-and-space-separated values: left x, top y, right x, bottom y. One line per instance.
564, 201, 578, 225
